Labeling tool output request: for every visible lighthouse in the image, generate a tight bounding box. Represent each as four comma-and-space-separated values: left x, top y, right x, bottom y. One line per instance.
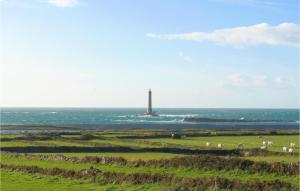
147, 89, 152, 114
145, 89, 157, 116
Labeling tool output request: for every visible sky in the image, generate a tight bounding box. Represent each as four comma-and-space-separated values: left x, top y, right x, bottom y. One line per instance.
0, 0, 299, 108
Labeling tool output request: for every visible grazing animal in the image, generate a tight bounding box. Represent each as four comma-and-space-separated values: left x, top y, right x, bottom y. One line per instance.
217, 144, 224, 149
260, 145, 267, 150
206, 142, 211, 147
282, 147, 288, 152
171, 133, 181, 139
237, 143, 244, 149
290, 143, 296, 148
267, 141, 273, 146
288, 148, 294, 153
262, 141, 267, 145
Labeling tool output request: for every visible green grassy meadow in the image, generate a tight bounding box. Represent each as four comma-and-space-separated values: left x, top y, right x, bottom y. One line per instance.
1, 129, 299, 191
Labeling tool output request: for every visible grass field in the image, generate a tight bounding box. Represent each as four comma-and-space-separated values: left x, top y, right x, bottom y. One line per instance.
144, 135, 299, 152
1, 170, 165, 191
1, 128, 299, 191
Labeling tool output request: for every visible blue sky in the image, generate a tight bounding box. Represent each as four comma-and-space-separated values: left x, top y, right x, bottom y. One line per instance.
1, 0, 299, 108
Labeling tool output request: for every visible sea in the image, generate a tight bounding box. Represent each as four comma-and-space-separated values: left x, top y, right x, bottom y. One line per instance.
0, 108, 299, 131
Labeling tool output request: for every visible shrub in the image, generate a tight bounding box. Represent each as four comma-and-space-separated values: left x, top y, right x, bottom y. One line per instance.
78, 134, 97, 140
0, 164, 297, 191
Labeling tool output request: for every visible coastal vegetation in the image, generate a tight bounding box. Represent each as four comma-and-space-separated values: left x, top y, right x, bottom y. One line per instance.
0, 128, 299, 190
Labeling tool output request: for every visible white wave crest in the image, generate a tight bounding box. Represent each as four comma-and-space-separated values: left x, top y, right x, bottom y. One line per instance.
159, 114, 199, 118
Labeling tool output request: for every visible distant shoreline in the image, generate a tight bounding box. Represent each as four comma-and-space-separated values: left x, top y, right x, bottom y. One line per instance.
1, 123, 299, 132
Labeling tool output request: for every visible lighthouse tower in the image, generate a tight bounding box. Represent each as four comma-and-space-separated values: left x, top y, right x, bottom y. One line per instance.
145, 89, 157, 116
147, 89, 152, 114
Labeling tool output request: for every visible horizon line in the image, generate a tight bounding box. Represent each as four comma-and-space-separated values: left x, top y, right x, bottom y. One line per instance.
0, 106, 299, 110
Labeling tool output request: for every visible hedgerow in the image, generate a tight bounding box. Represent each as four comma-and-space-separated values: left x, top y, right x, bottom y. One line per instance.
0, 164, 296, 191
3, 152, 299, 175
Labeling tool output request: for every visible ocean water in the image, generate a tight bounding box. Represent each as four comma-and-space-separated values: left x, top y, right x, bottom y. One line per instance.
0, 108, 299, 129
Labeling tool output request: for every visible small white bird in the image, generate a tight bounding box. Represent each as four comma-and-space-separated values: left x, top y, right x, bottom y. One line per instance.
206, 142, 211, 147
288, 148, 294, 153
217, 144, 224, 149
282, 147, 288, 152
262, 141, 267, 145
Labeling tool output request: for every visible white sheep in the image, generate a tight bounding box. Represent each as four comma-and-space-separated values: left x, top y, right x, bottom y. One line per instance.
290, 143, 296, 148
217, 144, 224, 149
262, 141, 267, 145
206, 142, 211, 147
288, 148, 294, 153
282, 147, 288, 152
260, 145, 267, 150
267, 141, 273, 146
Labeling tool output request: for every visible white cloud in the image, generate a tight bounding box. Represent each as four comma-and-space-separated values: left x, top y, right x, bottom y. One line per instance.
274, 76, 297, 87
0, 0, 35, 8
48, 0, 79, 8
217, 73, 268, 88
213, 0, 291, 7
147, 23, 300, 48
178, 52, 192, 63
0, 0, 81, 8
